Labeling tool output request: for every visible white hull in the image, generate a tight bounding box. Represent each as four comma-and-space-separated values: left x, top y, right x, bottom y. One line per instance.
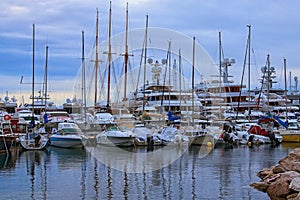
50, 135, 83, 148
20, 135, 49, 151
96, 135, 134, 147
236, 131, 283, 144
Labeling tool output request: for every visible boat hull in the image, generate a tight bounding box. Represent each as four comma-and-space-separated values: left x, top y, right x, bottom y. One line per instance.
20, 135, 49, 151
97, 135, 134, 147
50, 135, 83, 148
280, 130, 300, 143
190, 134, 216, 146
0, 135, 15, 153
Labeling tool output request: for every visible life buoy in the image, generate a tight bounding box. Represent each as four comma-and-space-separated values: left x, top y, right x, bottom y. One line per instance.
4, 114, 10, 121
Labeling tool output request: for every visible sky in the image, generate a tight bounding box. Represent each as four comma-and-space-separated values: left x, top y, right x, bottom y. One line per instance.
1, 0, 300, 105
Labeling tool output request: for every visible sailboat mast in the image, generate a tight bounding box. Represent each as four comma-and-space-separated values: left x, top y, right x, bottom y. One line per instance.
31, 24, 35, 127
192, 36, 195, 124
94, 9, 99, 106
44, 46, 48, 111
142, 15, 148, 111
82, 31, 87, 122
284, 58, 288, 121
218, 32, 222, 83
123, 2, 129, 101
107, 1, 112, 109
179, 49, 182, 109
267, 54, 270, 113
168, 41, 171, 111
247, 25, 251, 114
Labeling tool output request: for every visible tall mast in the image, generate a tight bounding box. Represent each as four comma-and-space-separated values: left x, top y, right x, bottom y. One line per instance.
44, 46, 48, 111
179, 49, 182, 109
289, 71, 292, 93
218, 32, 223, 118
124, 2, 129, 101
267, 54, 270, 114
31, 24, 35, 127
247, 25, 251, 115
82, 31, 87, 122
107, 1, 112, 109
120, 2, 132, 101
284, 58, 288, 121
218, 32, 222, 83
192, 36, 195, 125
142, 15, 148, 112
94, 9, 99, 106
168, 41, 171, 111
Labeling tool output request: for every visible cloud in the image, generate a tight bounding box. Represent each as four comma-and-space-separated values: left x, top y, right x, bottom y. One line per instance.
0, 0, 300, 105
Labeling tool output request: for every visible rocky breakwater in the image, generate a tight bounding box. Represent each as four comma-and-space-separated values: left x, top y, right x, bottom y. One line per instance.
251, 148, 300, 200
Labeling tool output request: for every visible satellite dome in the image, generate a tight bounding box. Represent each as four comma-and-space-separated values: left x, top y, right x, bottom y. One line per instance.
147, 58, 153, 64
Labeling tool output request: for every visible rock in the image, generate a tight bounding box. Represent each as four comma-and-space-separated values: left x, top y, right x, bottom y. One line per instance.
281, 171, 300, 182
273, 165, 286, 174
250, 182, 269, 192
251, 148, 300, 199
265, 173, 281, 183
267, 177, 290, 199
292, 148, 300, 155
257, 167, 274, 179
279, 160, 300, 173
286, 192, 300, 200
290, 177, 300, 192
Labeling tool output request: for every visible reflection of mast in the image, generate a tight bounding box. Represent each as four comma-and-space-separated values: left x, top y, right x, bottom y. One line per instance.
107, 167, 112, 198
80, 158, 87, 199
93, 160, 99, 198
123, 170, 128, 199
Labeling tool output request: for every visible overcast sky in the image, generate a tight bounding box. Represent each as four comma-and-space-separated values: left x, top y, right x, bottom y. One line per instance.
1, 0, 299, 105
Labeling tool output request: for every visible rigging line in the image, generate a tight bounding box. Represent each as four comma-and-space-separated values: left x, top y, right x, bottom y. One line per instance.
127, 58, 135, 95
99, 67, 108, 100
256, 57, 268, 109
160, 44, 171, 113
134, 34, 146, 101
111, 62, 121, 101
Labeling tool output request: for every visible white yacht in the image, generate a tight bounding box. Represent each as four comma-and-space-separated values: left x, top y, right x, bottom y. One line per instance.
128, 59, 202, 119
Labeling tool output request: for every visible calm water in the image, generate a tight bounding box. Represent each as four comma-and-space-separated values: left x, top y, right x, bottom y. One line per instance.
1, 143, 300, 200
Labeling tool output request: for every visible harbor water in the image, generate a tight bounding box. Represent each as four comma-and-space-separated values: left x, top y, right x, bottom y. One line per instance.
1, 143, 300, 200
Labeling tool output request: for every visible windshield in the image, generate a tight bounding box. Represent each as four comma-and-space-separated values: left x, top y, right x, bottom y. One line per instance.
60, 128, 81, 135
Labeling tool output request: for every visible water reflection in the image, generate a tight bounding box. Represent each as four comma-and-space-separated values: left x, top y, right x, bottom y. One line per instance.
22, 150, 49, 200
86, 145, 191, 173
0, 148, 19, 169
0, 144, 298, 199
49, 147, 86, 169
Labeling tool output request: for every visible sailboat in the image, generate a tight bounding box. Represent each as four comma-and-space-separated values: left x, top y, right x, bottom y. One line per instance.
179, 37, 216, 146
94, 2, 135, 147
239, 54, 283, 145
19, 24, 49, 151
279, 58, 300, 142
